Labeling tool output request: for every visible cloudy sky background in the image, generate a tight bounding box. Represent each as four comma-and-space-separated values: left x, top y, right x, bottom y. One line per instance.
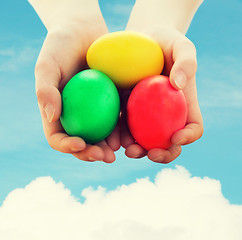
1, 166, 242, 239
0, 0, 242, 238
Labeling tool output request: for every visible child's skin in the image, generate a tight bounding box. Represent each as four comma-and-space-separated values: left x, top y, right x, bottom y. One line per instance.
29, 0, 203, 164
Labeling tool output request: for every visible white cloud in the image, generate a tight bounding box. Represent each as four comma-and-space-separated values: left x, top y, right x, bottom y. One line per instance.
0, 166, 241, 240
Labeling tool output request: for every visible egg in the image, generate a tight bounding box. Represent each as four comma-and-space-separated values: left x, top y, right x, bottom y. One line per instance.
127, 75, 187, 150
60, 69, 120, 144
86, 31, 164, 88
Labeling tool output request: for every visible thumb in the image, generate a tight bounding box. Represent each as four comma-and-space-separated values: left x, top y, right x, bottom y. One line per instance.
169, 37, 197, 90
36, 85, 62, 123
35, 53, 62, 123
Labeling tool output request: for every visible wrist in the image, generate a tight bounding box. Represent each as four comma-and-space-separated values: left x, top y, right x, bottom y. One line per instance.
28, 0, 104, 31
127, 0, 204, 34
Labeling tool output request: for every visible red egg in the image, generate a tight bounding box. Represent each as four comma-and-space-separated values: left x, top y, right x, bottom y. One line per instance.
127, 75, 187, 150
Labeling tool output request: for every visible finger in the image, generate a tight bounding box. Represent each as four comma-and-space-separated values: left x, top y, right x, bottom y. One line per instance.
36, 86, 62, 123
72, 145, 105, 162
172, 76, 203, 145
125, 144, 147, 159
105, 119, 121, 151
120, 116, 135, 148
96, 140, 116, 163
35, 32, 69, 122
47, 132, 86, 153
38, 100, 88, 155
147, 145, 182, 164
169, 36, 197, 90
35, 53, 62, 123
120, 108, 135, 148
119, 89, 147, 158
37, 89, 87, 155
119, 89, 135, 148
171, 122, 203, 145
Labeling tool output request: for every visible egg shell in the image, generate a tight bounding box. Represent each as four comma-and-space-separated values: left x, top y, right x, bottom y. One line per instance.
127, 75, 187, 150
86, 31, 164, 88
60, 69, 120, 144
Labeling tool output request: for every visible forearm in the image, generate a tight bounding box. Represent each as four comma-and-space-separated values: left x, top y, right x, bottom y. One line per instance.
28, 0, 103, 30
127, 0, 204, 34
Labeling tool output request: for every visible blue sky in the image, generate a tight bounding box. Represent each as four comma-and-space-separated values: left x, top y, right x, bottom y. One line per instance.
0, 0, 242, 215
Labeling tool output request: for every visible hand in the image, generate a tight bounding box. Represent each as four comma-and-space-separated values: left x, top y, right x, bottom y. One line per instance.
35, 2, 120, 163
121, 27, 203, 163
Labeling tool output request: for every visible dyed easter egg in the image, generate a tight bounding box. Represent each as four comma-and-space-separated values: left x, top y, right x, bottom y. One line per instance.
86, 31, 164, 88
60, 69, 120, 144
127, 75, 187, 150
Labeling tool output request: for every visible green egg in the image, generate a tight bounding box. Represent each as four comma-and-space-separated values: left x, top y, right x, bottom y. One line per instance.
60, 69, 120, 144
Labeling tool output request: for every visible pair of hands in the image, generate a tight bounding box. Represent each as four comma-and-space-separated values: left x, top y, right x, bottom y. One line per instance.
34, 0, 203, 164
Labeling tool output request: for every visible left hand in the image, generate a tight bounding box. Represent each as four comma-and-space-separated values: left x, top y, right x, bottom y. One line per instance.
120, 27, 203, 163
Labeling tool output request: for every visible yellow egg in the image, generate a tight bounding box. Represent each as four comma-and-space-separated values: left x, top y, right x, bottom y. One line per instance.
86, 31, 164, 88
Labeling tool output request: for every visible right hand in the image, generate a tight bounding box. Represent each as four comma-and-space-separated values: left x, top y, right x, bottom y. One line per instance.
35, 13, 121, 163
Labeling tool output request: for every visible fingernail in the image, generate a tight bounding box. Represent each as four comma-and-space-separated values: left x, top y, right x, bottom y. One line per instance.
88, 157, 99, 161
71, 146, 84, 152
44, 103, 55, 122
174, 71, 187, 89
153, 156, 165, 163
176, 138, 187, 145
